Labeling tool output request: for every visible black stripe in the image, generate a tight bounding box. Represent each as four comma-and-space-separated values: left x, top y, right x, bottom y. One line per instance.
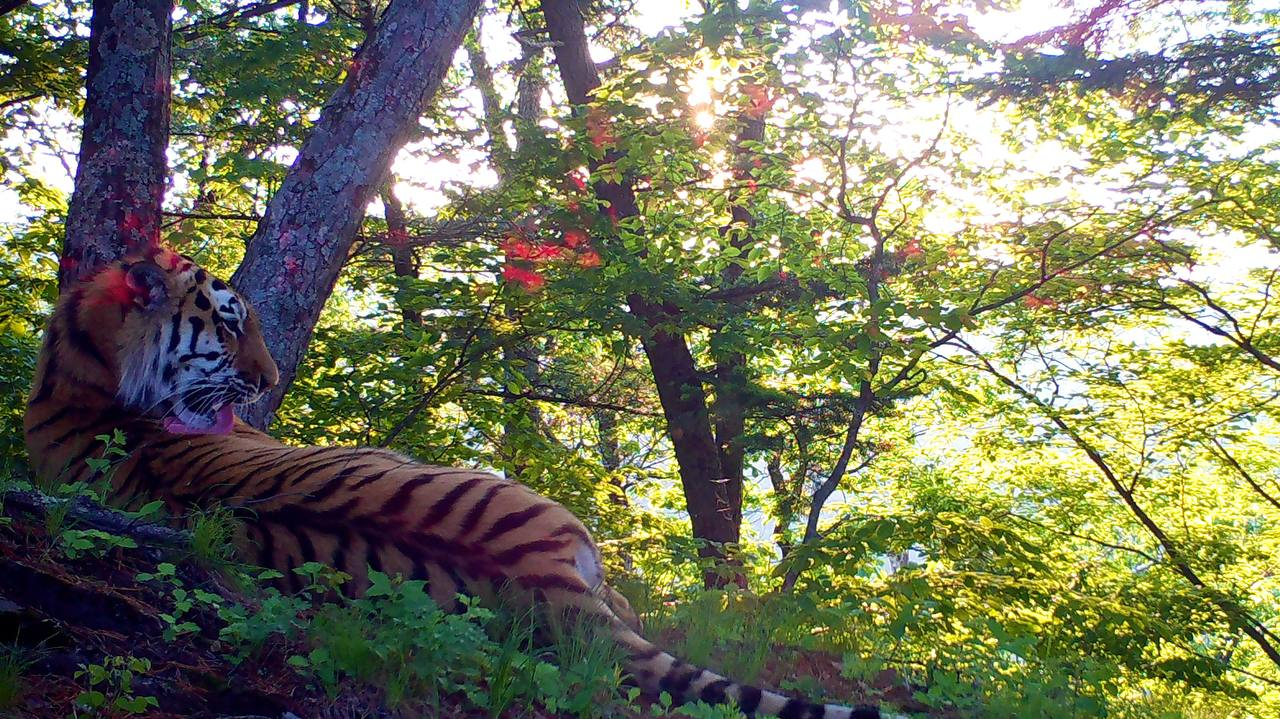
550, 522, 594, 544
131, 457, 168, 497
203, 472, 253, 501
330, 527, 352, 581
27, 406, 73, 434
167, 310, 182, 351
286, 562, 303, 594
254, 522, 277, 574
46, 414, 112, 448
65, 301, 111, 369
187, 316, 203, 352
850, 706, 879, 719
699, 679, 732, 704
491, 538, 570, 566
417, 477, 485, 529
293, 525, 317, 566
779, 699, 809, 719
223, 448, 297, 479
660, 664, 701, 696
365, 545, 384, 574
260, 497, 363, 528
170, 444, 227, 482
112, 460, 151, 503
410, 559, 432, 583
350, 466, 395, 490
478, 502, 554, 543
737, 686, 762, 714
254, 453, 350, 501
306, 463, 374, 504
378, 473, 440, 515
457, 483, 507, 537
198, 448, 296, 500
444, 563, 470, 599
29, 328, 60, 406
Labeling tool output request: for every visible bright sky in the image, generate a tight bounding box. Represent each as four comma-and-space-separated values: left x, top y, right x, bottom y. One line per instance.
0, 1, 1083, 223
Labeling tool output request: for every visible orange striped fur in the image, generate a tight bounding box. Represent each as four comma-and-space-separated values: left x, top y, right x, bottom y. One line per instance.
25, 252, 882, 719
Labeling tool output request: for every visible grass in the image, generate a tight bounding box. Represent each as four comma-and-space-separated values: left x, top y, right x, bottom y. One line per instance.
0, 643, 33, 712
187, 505, 240, 569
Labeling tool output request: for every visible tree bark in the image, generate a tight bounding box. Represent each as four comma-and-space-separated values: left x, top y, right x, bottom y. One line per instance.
231, 0, 482, 428
61, 0, 173, 287
541, 0, 741, 587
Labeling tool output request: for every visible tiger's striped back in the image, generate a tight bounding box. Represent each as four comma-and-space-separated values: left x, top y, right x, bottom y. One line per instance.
25, 251, 884, 719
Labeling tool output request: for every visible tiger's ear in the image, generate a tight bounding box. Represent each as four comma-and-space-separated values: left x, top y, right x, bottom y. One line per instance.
124, 261, 170, 312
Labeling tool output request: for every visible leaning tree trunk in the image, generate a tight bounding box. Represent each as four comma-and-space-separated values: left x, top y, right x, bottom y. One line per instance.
60, 0, 173, 287
232, 0, 482, 429
541, 0, 743, 587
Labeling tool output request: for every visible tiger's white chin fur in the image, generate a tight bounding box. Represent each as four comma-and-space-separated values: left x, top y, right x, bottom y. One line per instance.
163, 404, 235, 435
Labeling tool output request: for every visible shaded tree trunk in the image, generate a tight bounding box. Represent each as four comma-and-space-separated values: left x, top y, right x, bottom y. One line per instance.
379, 182, 422, 328
541, 0, 741, 587
231, 0, 482, 428
705, 108, 768, 578
61, 0, 173, 287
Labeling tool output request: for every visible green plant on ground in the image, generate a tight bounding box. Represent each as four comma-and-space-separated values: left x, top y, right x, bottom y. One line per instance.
287, 569, 495, 709
186, 505, 240, 569
72, 655, 158, 717
215, 568, 311, 661
81, 430, 128, 485
481, 602, 541, 719
0, 642, 33, 712
534, 606, 631, 719
136, 561, 228, 642
55, 527, 138, 559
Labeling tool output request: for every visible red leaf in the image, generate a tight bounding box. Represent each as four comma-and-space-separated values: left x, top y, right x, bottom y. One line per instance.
501, 237, 537, 260
503, 264, 545, 290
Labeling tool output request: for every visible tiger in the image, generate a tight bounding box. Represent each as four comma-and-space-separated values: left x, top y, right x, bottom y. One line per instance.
24, 247, 886, 719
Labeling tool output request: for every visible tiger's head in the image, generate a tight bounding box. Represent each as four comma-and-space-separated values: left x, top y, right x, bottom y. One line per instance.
57, 248, 278, 435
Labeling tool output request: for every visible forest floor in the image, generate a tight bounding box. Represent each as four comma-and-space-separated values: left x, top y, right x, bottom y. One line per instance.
0, 490, 920, 719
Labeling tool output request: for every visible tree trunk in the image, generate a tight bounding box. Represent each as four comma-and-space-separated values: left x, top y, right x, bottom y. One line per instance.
705, 109, 768, 577
61, 0, 173, 287
379, 182, 422, 328
541, 0, 742, 587
231, 0, 482, 428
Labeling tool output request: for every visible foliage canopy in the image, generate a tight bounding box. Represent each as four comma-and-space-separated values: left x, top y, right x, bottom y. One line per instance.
3, 0, 1280, 716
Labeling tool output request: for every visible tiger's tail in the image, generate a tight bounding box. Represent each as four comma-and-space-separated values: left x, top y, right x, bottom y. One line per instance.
610, 622, 883, 719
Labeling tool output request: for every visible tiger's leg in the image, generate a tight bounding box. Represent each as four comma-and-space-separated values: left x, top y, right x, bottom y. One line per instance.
238, 514, 475, 610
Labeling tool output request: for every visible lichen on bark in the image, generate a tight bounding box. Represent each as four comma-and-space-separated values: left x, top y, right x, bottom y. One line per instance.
61, 0, 172, 287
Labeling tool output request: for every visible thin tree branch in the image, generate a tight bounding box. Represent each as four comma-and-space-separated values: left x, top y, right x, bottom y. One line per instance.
464, 388, 661, 417
1209, 438, 1280, 512
175, 0, 303, 40
956, 339, 1280, 670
